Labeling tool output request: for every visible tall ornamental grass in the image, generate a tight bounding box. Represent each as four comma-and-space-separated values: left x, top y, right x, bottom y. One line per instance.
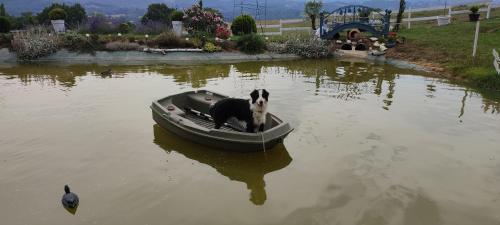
11, 26, 60, 60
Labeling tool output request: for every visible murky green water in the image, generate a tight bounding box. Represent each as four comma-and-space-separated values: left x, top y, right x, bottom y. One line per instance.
1, 59, 499, 225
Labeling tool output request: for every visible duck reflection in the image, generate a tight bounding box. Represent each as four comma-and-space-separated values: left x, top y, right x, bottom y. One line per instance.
152, 124, 292, 205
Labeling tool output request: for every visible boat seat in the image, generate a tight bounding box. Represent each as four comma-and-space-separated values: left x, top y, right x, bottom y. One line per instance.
165, 103, 185, 116
186, 92, 273, 131
187, 93, 221, 114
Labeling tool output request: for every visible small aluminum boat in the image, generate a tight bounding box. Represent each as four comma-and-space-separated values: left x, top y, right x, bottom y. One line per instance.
151, 90, 293, 152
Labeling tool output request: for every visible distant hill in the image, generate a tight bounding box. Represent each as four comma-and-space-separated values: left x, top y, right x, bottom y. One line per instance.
0, 0, 492, 20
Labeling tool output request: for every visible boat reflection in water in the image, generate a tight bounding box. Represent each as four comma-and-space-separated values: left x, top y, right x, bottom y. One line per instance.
153, 125, 293, 205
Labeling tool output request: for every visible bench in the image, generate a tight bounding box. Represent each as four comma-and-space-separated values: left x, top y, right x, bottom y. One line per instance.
494, 49, 500, 75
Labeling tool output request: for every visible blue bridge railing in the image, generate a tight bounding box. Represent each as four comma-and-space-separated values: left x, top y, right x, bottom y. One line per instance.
319, 5, 392, 39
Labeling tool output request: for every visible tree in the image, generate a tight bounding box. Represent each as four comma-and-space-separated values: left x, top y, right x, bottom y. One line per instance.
199, 0, 203, 9
394, 0, 406, 32
118, 22, 133, 34
205, 8, 223, 19
0, 16, 11, 33
38, 3, 64, 24
0, 3, 7, 17
66, 4, 87, 26
16, 12, 37, 28
304, 0, 322, 30
141, 3, 174, 25
37, 3, 86, 27
85, 13, 112, 34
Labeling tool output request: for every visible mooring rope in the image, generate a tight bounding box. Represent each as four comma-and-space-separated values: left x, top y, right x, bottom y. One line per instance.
260, 132, 266, 152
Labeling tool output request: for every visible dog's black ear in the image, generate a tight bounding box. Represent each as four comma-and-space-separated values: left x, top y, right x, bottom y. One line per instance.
262, 89, 269, 101
250, 89, 259, 103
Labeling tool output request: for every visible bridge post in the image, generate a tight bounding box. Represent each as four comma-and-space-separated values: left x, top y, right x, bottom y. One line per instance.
383, 9, 392, 36
319, 13, 324, 38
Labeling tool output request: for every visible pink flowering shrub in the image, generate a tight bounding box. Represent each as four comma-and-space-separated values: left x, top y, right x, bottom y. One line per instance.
215, 25, 231, 39
183, 4, 224, 36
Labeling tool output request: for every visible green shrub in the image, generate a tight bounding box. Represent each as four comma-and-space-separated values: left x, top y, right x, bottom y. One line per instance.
470, 6, 480, 14
266, 42, 287, 53
171, 10, 184, 21
190, 36, 203, 48
203, 42, 221, 52
0, 16, 11, 33
60, 32, 98, 51
217, 40, 237, 50
0, 33, 12, 47
268, 38, 330, 58
282, 37, 330, 58
183, 4, 224, 36
231, 15, 257, 35
105, 41, 142, 51
118, 23, 133, 34
460, 67, 500, 91
11, 26, 60, 60
48, 8, 67, 20
236, 33, 265, 54
153, 31, 192, 48
90, 33, 99, 43
97, 35, 125, 45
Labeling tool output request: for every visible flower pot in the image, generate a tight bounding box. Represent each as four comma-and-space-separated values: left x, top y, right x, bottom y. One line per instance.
385, 42, 396, 48
51, 20, 66, 33
469, 13, 480, 22
437, 16, 451, 26
172, 21, 183, 37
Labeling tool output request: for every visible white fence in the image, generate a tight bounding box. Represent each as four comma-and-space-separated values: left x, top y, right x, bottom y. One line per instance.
494, 49, 500, 75
259, 19, 311, 36
258, 4, 497, 36
392, 5, 496, 27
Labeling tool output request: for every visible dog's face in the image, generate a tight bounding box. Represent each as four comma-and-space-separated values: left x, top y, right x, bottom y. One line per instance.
250, 89, 269, 111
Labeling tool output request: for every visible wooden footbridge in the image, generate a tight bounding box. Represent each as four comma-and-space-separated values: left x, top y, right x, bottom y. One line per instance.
319, 5, 392, 39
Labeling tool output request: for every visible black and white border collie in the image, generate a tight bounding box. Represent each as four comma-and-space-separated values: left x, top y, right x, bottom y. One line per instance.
209, 89, 269, 133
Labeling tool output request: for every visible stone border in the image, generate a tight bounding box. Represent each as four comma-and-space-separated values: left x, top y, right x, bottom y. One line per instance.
0, 49, 299, 66
0, 48, 433, 75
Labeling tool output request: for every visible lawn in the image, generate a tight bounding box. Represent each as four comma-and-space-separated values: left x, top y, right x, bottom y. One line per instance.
396, 8, 500, 90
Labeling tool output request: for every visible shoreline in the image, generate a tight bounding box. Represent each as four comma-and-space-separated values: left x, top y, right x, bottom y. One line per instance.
0, 48, 447, 79
0, 48, 434, 72
385, 47, 452, 78
0, 48, 300, 66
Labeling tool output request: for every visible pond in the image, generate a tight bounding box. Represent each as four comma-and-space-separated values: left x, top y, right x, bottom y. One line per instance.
1, 59, 499, 225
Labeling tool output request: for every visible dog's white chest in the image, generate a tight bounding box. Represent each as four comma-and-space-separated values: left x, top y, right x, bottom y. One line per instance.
253, 111, 266, 126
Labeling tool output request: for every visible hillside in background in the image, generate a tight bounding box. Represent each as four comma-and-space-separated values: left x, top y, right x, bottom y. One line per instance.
0, 0, 494, 20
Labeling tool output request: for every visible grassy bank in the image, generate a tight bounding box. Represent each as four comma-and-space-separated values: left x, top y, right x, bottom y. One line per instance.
391, 10, 500, 91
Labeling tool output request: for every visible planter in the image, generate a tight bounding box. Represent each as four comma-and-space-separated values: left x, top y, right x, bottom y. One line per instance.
172, 21, 183, 37
51, 20, 66, 33
437, 16, 451, 26
385, 42, 397, 48
469, 13, 480, 22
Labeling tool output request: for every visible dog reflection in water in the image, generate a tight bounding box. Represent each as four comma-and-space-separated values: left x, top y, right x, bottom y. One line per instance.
153, 124, 292, 205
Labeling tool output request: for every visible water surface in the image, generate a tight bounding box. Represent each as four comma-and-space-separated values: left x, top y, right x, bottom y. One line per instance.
1, 59, 499, 225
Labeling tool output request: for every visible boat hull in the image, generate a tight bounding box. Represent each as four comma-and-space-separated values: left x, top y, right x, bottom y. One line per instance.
151, 90, 293, 152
